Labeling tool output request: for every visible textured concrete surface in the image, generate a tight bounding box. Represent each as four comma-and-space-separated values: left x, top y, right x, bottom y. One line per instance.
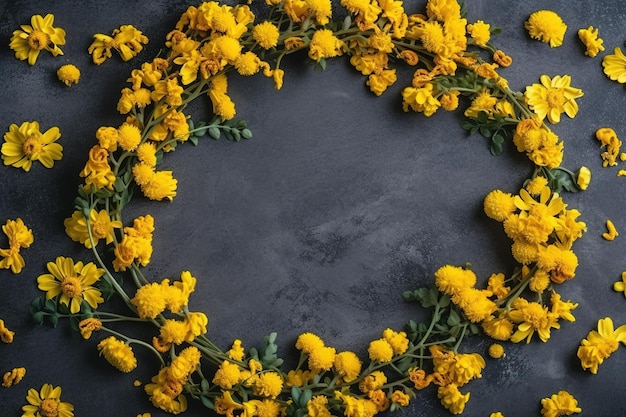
1, 1, 626, 416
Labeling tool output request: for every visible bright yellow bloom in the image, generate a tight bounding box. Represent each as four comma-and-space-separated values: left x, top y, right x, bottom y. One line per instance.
98, 336, 138, 373
57, 64, 81, 86
578, 26, 604, 57
307, 395, 331, 417
117, 123, 142, 151
488, 343, 505, 359
308, 345, 336, 372
540, 390, 581, 417
577, 317, 626, 374
64, 209, 122, 249
613, 271, 626, 297
333, 351, 362, 382
524, 75, 583, 124
334, 391, 378, 417
368, 338, 394, 362
575, 166, 591, 190
401, 83, 441, 116
484, 189, 517, 222
131, 282, 167, 319
434, 264, 476, 296
88, 25, 149, 64
467, 20, 491, 47
253, 21, 280, 49
2, 367, 26, 387
2, 121, 62, 171
21, 383, 74, 417
308, 29, 344, 61
78, 318, 102, 339
213, 360, 242, 389
509, 299, 560, 343
487, 273, 509, 299
525, 10, 567, 48
482, 313, 513, 341
603, 47, 626, 83
138, 169, 178, 201
358, 370, 386, 393
296, 332, 325, 354
252, 372, 283, 398
37, 256, 104, 314
451, 287, 497, 323
10, 14, 66, 65
0, 318, 15, 343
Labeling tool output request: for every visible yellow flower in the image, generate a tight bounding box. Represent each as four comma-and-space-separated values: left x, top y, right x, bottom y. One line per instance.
578, 26, 604, 57
308, 29, 344, 61
401, 83, 441, 116
213, 360, 242, 389
138, 169, 178, 201
602, 219, 619, 241
308, 345, 336, 372
2, 121, 63, 171
434, 264, 476, 296
509, 299, 560, 343
575, 166, 591, 190
437, 384, 469, 415
37, 256, 104, 314
78, 318, 102, 339
382, 328, 409, 355
296, 332, 325, 354
21, 383, 74, 417
131, 282, 167, 319
159, 319, 189, 345
252, 372, 283, 398
368, 338, 394, 362
524, 75, 583, 124
253, 21, 280, 49
98, 336, 138, 373
64, 209, 122, 249
484, 189, 517, 222
525, 10, 567, 48
56, 64, 81, 86
10, 14, 66, 65
2, 367, 26, 387
488, 343, 505, 359
577, 317, 626, 374
0, 318, 15, 343
540, 390, 582, 417
467, 20, 491, 47
117, 123, 142, 151
307, 395, 331, 417
482, 313, 513, 341
366, 69, 397, 96
390, 390, 410, 407
603, 47, 626, 83
88, 25, 149, 64
333, 351, 362, 382
358, 370, 386, 393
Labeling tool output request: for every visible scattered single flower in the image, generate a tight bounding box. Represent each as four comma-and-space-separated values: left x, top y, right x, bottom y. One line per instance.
596, 127, 622, 167
613, 271, 626, 297
602, 219, 618, 241
2, 367, 26, 387
525, 10, 567, 47
602, 47, 626, 83
9, 14, 66, 65
0, 318, 15, 343
1, 121, 63, 171
578, 26, 604, 57
576, 166, 591, 190
577, 317, 626, 374
524, 75, 584, 124
540, 390, 581, 417
88, 25, 149, 64
21, 383, 74, 417
57, 64, 81, 86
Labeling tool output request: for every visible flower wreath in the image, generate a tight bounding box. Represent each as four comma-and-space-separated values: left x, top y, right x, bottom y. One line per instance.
16, 0, 624, 416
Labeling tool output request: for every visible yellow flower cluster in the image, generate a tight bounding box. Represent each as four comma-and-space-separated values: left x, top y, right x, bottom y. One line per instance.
145, 346, 201, 414
0, 218, 33, 274
540, 390, 581, 417
1, 121, 63, 172
112, 214, 155, 271
88, 25, 149, 64
577, 317, 626, 374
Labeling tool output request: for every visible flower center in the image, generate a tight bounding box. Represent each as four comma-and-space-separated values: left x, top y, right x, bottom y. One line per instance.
545, 88, 566, 108
27, 30, 50, 50
91, 221, 108, 239
61, 277, 83, 298
39, 398, 59, 417
22, 134, 43, 157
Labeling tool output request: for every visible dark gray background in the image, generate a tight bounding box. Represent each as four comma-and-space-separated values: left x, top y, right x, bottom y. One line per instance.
1, 1, 625, 416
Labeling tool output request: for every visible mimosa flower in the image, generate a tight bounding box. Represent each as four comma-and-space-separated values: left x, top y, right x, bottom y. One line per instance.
1, 121, 63, 171
9, 14, 66, 65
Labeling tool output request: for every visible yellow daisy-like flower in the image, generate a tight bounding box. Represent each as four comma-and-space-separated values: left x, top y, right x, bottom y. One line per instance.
97, 336, 138, 373
509, 299, 560, 343
524, 75, 584, 124
64, 209, 122, 249
21, 383, 74, 417
525, 10, 567, 48
36, 256, 105, 314
2, 121, 63, 171
577, 317, 626, 374
540, 390, 582, 417
602, 47, 626, 83
9, 14, 66, 65
57, 64, 81, 86
88, 25, 149, 64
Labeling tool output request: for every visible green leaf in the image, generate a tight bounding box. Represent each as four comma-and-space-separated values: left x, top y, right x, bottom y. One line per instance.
200, 395, 214, 409
201, 378, 210, 392
447, 309, 461, 327
291, 386, 301, 403
32, 311, 44, 325
241, 128, 253, 140
208, 126, 221, 140
48, 314, 59, 327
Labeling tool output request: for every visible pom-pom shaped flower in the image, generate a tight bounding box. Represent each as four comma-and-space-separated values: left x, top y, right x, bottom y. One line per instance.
252, 21, 280, 49
602, 47, 626, 84
9, 14, 66, 65
1, 121, 63, 171
524, 75, 584, 124
525, 10, 567, 48
21, 383, 74, 417
57, 64, 81, 86
97, 336, 138, 373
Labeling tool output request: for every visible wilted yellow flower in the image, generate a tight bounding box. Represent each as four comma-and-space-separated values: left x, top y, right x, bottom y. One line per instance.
540, 390, 581, 417
577, 317, 626, 374
437, 383, 469, 415
88, 24, 149, 64
78, 318, 102, 339
602, 219, 619, 241
9, 14, 66, 65
1, 121, 63, 171
578, 26, 604, 57
98, 336, 138, 373
56, 64, 81, 86
2, 367, 26, 387
525, 10, 567, 48
0, 318, 15, 343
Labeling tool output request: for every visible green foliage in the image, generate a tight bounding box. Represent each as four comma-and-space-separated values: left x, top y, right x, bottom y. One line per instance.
460, 111, 513, 155
189, 116, 253, 143
541, 166, 581, 193
249, 332, 284, 369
